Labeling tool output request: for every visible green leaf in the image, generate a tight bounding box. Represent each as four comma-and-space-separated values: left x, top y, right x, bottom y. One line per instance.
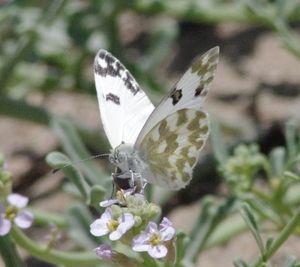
239, 203, 265, 256
65, 203, 100, 249
283, 171, 300, 181
265, 237, 273, 252
88, 185, 107, 210
46, 151, 91, 202
174, 231, 189, 267
269, 147, 286, 177
184, 197, 236, 263
51, 117, 109, 186
233, 258, 249, 267
143, 253, 160, 267
285, 120, 298, 162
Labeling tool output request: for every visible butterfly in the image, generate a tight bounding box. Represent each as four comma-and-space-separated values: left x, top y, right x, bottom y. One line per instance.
94, 47, 219, 190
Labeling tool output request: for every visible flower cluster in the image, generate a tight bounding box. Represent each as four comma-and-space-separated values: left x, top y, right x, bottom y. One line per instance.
0, 193, 33, 236
90, 188, 176, 261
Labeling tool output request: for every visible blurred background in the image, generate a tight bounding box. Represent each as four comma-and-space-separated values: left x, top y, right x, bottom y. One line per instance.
0, 0, 300, 266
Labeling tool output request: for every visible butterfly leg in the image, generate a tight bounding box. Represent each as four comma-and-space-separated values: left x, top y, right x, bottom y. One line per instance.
110, 173, 116, 198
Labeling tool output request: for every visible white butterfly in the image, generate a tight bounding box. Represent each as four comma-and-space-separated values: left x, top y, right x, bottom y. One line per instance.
94, 47, 219, 190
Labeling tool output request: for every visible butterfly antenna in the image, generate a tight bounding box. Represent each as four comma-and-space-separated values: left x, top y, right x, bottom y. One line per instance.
52, 154, 110, 174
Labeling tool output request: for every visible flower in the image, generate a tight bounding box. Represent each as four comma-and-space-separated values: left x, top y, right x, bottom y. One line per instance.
94, 244, 140, 266
132, 217, 175, 258
90, 208, 135, 240
0, 193, 33, 236
94, 244, 115, 260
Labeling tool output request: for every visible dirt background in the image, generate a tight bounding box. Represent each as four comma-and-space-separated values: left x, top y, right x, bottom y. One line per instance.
1, 18, 300, 267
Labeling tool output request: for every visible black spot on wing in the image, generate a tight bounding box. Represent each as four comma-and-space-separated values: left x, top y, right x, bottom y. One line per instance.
94, 50, 140, 96
170, 88, 183, 105
106, 93, 120, 105
195, 84, 204, 97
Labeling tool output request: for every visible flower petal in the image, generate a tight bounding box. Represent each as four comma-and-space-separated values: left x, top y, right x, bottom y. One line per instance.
109, 213, 134, 240
100, 199, 118, 208
118, 213, 135, 230
132, 232, 150, 251
148, 244, 167, 258
14, 210, 33, 229
0, 217, 11, 236
0, 204, 5, 215
7, 194, 28, 208
132, 242, 151, 252
90, 219, 109, 236
159, 217, 175, 241
146, 221, 158, 234
133, 232, 148, 244
159, 217, 172, 231
101, 208, 113, 221
109, 230, 122, 241
161, 227, 175, 241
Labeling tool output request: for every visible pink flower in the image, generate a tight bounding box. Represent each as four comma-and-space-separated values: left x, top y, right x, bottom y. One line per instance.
0, 194, 33, 236
132, 217, 175, 258
94, 244, 114, 260
90, 208, 135, 240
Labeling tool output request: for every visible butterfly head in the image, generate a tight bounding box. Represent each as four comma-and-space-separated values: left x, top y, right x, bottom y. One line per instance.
109, 149, 126, 164
109, 143, 136, 171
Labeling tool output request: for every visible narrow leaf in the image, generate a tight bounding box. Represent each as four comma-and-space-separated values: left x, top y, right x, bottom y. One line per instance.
239, 202, 265, 256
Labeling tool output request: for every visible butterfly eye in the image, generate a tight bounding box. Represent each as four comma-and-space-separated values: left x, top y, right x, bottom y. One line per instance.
118, 152, 126, 162
109, 154, 115, 163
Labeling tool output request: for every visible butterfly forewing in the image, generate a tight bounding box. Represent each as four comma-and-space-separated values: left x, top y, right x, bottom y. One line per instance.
135, 47, 219, 148
139, 109, 210, 190
94, 50, 154, 148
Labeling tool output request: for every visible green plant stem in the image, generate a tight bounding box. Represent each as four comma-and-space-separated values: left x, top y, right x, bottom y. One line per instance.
11, 226, 100, 266
0, 96, 108, 151
251, 187, 272, 202
0, 234, 24, 267
184, 198, 236, 264
252, 207, 300, 267
28, 208, 67, 228
205, 183, 300, 250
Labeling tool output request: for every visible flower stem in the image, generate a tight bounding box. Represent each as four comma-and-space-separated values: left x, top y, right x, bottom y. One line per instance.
28, 208, 66, 228
11, 226, 100, 266
0, 234, 25, 267
252, 207, 300, 267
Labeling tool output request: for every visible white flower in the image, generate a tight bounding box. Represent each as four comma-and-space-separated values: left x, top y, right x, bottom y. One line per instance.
90, 208, 135, 240
0, 193, 33, 236
132, 217, 175, 258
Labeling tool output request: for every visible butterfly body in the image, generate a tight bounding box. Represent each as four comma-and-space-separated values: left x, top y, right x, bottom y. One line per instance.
94, 48, 219, 190
109, 143, 145, 176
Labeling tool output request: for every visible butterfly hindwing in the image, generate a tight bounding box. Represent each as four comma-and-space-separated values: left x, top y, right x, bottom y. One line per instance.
135, 47, 219, 147
94, 50, 154, 148
139, 109, 210, 190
